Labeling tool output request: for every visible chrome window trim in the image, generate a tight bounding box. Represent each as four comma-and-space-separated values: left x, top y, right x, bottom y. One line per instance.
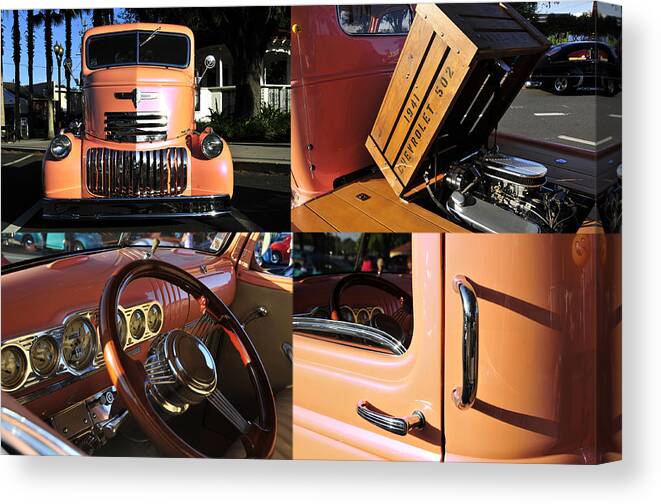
292, 317, 405, 356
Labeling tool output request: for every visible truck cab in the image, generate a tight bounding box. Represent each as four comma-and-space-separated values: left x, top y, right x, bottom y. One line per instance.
42, 23, 233, 220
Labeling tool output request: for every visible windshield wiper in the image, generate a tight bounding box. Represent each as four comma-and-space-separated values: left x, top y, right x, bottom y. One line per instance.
140, 27, 162, 47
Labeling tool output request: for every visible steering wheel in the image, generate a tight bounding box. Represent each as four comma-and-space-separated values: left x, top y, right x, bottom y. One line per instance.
329, 273, 413, 341
98, 259, 276, 458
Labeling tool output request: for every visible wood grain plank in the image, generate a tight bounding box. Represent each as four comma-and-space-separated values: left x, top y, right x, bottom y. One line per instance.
306, 192, 391, 232
355, 177, 468, 233
291, 204, 337, 232
333, 182, 449, 232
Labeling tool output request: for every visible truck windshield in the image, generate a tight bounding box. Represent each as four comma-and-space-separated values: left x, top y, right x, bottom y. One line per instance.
86, 30, 190, 69
1, 232, 231, 268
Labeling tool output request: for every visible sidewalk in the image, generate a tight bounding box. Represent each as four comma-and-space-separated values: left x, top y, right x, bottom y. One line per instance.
1, 138, 290, 166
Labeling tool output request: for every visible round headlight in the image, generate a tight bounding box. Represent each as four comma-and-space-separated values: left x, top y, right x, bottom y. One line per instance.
50, 135, 72, 159
201, 133, 223, 159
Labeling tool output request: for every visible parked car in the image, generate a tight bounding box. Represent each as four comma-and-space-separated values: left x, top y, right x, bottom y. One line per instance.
2, 232, 104, 252
263, 234, 292, 265
525, 41, 621, 95
42, 23, 234, 220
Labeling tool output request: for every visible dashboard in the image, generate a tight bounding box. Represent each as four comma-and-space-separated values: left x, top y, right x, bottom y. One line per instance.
1, 301, 164, 394
307, 305, 385, 326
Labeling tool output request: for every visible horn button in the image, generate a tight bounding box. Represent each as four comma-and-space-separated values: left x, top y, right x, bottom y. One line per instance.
145, 330, 217, 414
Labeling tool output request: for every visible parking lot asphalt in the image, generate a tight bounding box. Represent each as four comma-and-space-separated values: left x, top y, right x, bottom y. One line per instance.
1, 150, 290, 232
500, 88, 622, 150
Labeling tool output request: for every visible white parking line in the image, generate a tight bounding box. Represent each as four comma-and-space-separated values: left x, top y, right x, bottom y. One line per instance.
2, 153, 35, 167
557, 135, 613, 147
1, 201, 43, 233
534, 112, 569, 116
609, 114, 622, 118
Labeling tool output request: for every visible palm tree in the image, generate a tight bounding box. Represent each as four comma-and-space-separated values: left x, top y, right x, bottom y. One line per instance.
93, 9, 114, 26
62, 9, 90, 122
34, 9, 63, 137
26, 10, 35, 138
12, 10, 21, 140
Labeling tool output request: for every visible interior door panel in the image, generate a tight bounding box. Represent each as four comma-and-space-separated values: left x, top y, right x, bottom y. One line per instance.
293, 234, 443, 461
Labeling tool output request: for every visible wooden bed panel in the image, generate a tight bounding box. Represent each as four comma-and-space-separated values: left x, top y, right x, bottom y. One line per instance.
291, 176, 468, 233
305, 192, 391, 232
291, 205, 337, 232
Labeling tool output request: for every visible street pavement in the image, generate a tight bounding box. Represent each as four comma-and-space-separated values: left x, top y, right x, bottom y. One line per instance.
501, 88, 622, 150
1, 149, 290, 232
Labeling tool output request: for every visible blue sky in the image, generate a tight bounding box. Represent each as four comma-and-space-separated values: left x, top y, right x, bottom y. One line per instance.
1, 9, 122, 86
1, 2, 622, 86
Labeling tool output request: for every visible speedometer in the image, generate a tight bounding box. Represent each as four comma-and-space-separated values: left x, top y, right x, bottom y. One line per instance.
1, 346, 27, 390
339, 306, 355, 323
147, 304, 162, 333
117, 311, 128, 348
62, 317, 96, 371
30, 336, 59, 376
130, 309, 146, 340
356, 308, 371, 326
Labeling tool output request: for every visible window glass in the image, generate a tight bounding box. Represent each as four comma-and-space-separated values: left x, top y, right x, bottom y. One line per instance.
253, 232, 292, 277
337, 4, 412, 35
293, 233, 413, 354
138, 31, 190, 67
497, 2, 621, 153
1, 232, 231, 267
87, 32, 136, 68
86, 31, 190, 69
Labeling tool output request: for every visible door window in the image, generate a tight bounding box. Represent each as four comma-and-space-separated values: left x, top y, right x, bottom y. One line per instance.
253, 232, 292, 277
337, 5, 413, 35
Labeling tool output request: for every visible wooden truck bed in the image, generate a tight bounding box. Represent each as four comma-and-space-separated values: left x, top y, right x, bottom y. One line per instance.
291, 176, 467, 232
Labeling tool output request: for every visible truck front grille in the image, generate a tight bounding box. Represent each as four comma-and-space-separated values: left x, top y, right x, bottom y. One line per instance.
104, 112, 168, 142
86, 147, 187, 197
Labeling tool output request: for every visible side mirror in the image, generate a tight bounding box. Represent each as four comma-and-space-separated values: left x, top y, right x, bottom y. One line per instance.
204, 55, 216, 70
196, 54, 217, 87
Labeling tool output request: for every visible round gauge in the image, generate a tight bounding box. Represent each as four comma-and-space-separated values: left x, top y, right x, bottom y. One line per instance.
1, 346, 27, 390
339, 306, 355, 323
147, 304, 163, 333
116, 311, 128, 348
30, 336, 59, 376
62, 317, 97, 371
356, 308, 371, 326
130, 309, 146, 340
370, 306, 385, 320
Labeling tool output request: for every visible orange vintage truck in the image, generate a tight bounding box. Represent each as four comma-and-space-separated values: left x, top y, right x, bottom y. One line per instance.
42, 23, 233, 220
292, 232, 621, 463
291, 4, 621, 233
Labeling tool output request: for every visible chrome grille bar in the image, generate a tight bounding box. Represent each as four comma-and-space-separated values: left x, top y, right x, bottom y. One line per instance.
86, 147, 187, 197
104, 111, 168, 142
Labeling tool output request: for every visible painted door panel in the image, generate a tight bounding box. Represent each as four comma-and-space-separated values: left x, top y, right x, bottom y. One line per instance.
444, 234, 598, 463
293, 234, 443, 461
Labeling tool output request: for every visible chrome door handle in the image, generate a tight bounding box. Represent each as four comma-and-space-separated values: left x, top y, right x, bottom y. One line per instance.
356, 400, 425, 436
452, 275, 479, 410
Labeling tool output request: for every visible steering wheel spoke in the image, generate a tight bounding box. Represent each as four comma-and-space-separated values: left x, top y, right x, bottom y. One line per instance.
207, 389, 251, 434
98, 258, 277, 459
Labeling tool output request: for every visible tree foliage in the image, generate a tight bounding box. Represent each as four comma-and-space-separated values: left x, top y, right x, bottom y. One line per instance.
121, 6, 289, 118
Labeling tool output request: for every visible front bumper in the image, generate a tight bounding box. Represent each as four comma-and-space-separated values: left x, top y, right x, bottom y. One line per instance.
43, 194, 231, 220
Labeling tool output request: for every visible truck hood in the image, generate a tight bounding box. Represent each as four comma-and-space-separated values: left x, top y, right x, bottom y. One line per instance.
83, 67, 196, 144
